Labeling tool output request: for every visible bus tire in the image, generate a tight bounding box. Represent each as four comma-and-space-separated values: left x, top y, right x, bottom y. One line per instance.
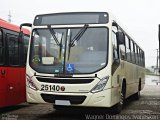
134, 81, 141, 100
113, 84, 126, 114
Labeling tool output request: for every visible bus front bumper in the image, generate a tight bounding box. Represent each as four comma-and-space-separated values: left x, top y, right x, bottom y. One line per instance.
27, 88, 113, 108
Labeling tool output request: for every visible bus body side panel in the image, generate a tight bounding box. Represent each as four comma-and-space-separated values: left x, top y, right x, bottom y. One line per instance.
21, 68, 26, 102
111, 60, 126, 106
124, 61, 135, 97
139, 66, 145, 90
0, 67, 7, 107
0, 21, 29, 107
124, 61, 145, 98
6, 67, 26, 106
111, 52, 145, 103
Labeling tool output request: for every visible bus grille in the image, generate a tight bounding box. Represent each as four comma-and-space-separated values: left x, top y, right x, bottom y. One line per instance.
41, 94, 86, 104
37, 77, 94, 84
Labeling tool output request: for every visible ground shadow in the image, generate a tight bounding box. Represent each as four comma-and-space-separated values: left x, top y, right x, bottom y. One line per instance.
38, 94, 139, 120
0, 103, 29, 114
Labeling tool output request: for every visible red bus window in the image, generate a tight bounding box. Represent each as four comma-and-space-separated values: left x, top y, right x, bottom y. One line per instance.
7, 34, 20, 65
0, 30, 4, 64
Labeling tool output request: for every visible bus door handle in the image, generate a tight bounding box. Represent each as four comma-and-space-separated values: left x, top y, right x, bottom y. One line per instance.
1, 70, 6, 75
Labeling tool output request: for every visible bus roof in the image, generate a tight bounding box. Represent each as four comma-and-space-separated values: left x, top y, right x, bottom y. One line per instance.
0, 18, 30, 35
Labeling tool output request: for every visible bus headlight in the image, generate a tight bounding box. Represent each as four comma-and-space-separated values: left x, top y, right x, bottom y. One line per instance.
26, 75, 38, 91
91, 76, 109, 93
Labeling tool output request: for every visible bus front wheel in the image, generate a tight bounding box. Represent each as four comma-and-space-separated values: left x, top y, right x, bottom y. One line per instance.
112, 89, 125, 114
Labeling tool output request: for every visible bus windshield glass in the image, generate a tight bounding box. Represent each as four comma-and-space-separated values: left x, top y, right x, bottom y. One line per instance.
30, 27, 108, 74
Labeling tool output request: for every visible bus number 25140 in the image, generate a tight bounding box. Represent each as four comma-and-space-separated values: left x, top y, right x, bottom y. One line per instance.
41, 84, 65, 92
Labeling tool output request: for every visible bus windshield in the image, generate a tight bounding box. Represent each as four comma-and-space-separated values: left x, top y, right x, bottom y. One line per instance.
30, 27, 108, 74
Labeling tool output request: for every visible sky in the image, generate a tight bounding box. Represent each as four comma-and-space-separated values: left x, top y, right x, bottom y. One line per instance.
0, 0, 160, 67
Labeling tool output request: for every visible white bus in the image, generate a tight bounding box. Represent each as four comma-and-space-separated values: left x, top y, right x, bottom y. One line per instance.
22, 12, 145, 113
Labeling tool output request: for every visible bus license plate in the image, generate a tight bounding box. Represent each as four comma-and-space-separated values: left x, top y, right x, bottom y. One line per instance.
55, 100, 71, 106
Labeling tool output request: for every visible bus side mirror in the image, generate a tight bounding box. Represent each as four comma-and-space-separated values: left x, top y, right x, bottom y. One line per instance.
19, 23, 32, 43
20, 23, 32, 30
116, 31, 125, 45
18, 23, 32, 66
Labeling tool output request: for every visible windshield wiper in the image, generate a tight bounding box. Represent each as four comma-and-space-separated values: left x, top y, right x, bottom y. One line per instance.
69, 24, 88, 47
48, 25, 63, 59
68, 24, 88, 60
48, 25, 60, 46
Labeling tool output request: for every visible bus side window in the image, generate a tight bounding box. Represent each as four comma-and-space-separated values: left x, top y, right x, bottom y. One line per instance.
142, 51, 145, 67
112, 31, 118, 61
0, 30, 4, 64
139, 49, 144, 67
139, 49, 142, 66
125, 36, 131, 62
7, 34, 20, 66
135, 44, 138, 64
130, 40, 135, 63
119, 41, 126, 60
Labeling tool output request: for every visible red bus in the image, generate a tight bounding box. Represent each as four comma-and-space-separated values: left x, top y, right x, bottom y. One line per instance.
0, 19, 30, 107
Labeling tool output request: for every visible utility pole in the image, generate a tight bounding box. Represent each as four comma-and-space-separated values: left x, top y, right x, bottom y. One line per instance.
8, 11, 12, 23
156, 49, 159, 75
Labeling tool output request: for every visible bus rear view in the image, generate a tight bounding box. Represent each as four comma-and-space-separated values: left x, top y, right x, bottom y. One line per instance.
26, 12, 145, 113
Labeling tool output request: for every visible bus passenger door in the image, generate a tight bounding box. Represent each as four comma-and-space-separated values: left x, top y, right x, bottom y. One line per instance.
0, 29, 8, 107
6, 34, 23, 106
